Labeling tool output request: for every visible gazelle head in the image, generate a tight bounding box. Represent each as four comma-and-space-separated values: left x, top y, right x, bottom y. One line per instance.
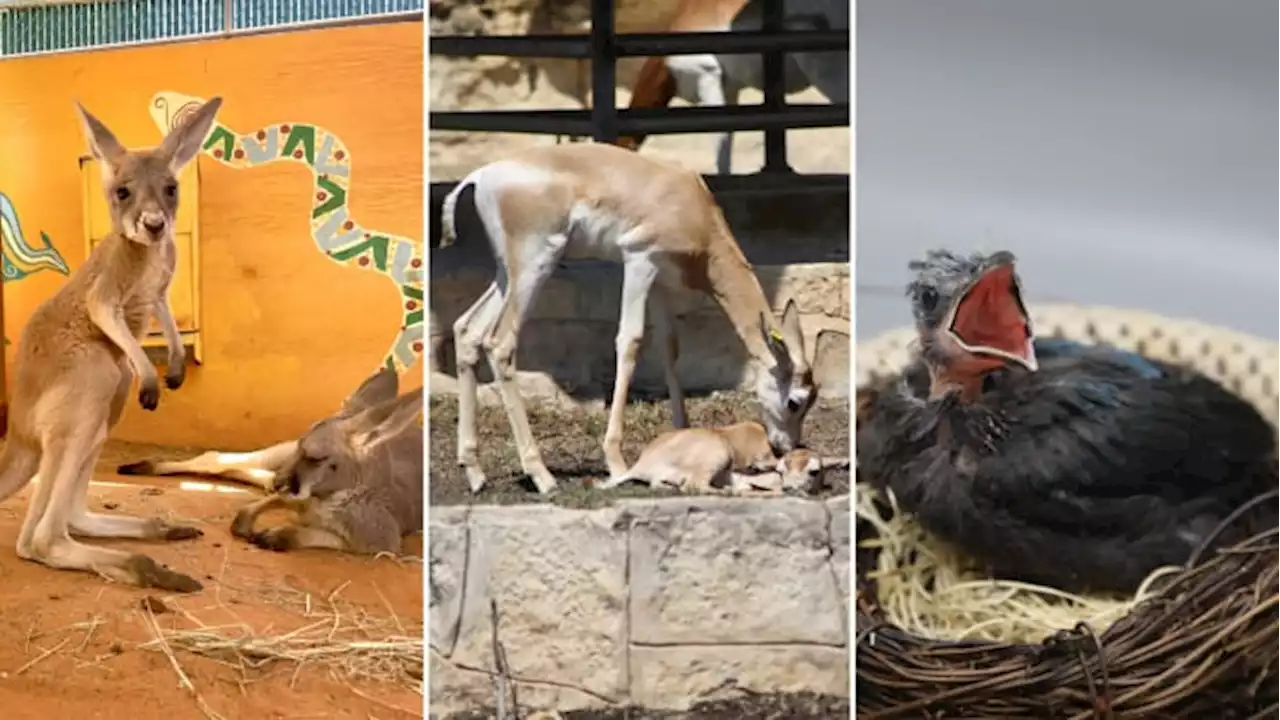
272, 367, 424, 499
756, 299, 818, 455
776, 448, 851, 495
77, 96, 222, 246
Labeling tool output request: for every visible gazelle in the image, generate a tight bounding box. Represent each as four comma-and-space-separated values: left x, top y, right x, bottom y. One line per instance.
595, 421, 849, 496
616, 0, 849, 174
440, 142, 816, 495
0, 98, 222, 593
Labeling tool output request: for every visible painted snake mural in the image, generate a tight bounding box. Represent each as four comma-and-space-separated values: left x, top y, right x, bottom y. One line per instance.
0, 192, 71, 345
149, 91, 425, 373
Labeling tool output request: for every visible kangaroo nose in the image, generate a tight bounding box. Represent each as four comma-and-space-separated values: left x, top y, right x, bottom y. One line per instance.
143, 217, 166, 234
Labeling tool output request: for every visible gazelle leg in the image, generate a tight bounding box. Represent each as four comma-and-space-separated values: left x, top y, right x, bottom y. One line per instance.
650, 294, 686, 429
483, 235, 567, 495
453, 281, 504, 493
702, 73, 735, 175
671, 54, 734, 175
602, 257, 660, 480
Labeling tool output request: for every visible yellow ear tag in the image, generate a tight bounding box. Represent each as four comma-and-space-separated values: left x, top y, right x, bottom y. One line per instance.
769, 328, 785, 343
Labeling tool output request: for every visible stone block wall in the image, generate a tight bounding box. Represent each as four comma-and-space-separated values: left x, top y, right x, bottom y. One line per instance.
429, 495, 851, 716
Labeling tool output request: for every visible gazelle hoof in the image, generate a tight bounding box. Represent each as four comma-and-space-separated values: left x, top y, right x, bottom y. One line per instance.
464, 468, 488, 495
531, 477, 559, 496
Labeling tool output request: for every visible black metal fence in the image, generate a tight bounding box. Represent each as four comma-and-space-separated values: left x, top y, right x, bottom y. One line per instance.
428, 0, 850, 216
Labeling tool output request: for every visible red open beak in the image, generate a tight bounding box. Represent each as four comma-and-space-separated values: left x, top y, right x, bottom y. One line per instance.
945, 261, 1037, 371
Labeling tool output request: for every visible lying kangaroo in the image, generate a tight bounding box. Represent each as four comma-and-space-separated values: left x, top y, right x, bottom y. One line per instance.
123, 368, 424, 555
0, 98, 222, 592
596, 421, 849, 496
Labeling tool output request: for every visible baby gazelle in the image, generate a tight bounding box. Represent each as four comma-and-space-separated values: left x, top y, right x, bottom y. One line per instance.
0, 98, 221, 592
231, 368, 424, 555
596, 421, 848, 496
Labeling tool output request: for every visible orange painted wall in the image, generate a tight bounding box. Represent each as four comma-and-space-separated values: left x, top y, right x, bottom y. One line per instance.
0, 21, 424, 449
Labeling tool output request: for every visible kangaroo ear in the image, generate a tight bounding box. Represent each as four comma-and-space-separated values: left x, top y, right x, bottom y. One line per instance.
346, 388, 424, 453
77, 102, 127, 169
158, 96, 222, 172
341, 366, 400, 415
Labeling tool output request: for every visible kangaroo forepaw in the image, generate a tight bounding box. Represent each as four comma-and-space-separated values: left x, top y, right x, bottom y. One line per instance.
165, 365, 185, 391
230, 511, 257, 541
139, 378, 160, 411
125, 554, 203, 593
251, 527, 296, 553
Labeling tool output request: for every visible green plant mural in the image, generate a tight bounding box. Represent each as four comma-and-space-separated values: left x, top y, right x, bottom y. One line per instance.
0, 192, 71, 345
149, 92, 425, 373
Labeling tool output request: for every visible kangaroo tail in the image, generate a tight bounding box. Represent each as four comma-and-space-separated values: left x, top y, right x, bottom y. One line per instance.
0, 441, 39, 504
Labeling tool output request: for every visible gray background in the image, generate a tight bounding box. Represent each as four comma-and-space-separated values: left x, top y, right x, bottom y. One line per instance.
856, 0, 1278, 340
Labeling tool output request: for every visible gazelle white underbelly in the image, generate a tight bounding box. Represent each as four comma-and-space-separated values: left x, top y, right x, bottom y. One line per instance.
562, 203, 647, 263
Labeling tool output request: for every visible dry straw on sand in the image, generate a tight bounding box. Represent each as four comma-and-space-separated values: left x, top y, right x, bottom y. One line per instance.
854, 483, 1182, 644
136, 577, 423, 719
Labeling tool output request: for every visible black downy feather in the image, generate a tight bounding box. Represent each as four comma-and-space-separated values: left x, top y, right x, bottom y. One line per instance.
860, 336, 1277, 595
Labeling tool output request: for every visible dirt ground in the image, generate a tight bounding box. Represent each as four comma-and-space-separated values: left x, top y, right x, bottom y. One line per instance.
428, 392, 851, 508
0, 442, 424, 720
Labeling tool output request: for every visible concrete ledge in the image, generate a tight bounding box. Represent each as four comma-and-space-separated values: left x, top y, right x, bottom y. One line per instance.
428, 496, 851, 715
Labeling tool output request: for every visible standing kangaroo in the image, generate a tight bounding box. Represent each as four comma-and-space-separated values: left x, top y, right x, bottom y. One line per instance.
227, 368, 424, 555
0, 98, 222, 592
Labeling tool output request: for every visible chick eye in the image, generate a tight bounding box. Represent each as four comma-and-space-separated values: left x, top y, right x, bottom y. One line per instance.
114, 186, 130, 202
920, 287, 939, 312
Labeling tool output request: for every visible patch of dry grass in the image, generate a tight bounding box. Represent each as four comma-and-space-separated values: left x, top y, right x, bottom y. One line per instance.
135, 578, 423, 719
444, 692, 850, 719
428, 391, 850, 508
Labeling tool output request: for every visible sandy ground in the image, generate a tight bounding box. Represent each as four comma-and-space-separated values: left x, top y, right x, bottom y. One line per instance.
0, 442, 424, 720
428, 391, 851, 507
